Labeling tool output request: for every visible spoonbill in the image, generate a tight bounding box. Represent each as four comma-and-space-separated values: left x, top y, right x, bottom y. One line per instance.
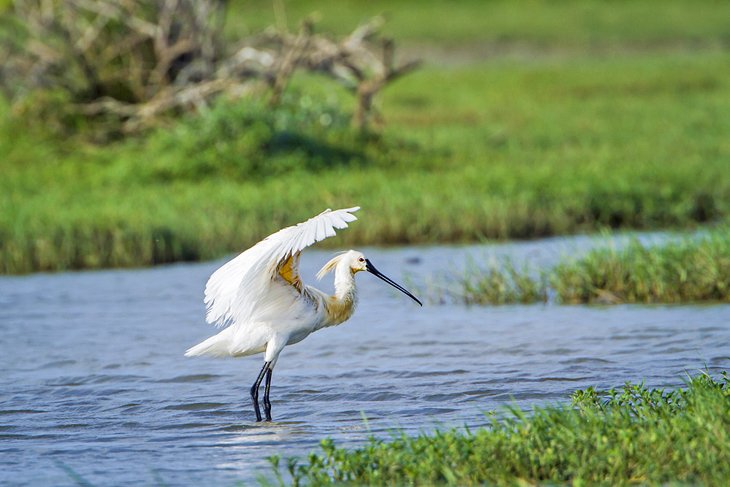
185, 207, 421, 421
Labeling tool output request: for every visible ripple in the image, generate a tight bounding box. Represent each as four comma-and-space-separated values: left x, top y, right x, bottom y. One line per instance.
282, 392, 344, 401
462, 387, 507, 397
37, 359, 77, 369
0, 409, 45, 415
396, 407, 457, 416
2, 433, 65, 440
531, 376, 585, 384
543, 347, 578, 355
356, 391, 409, 401
510, 391, 565, 401
661, 347, 690, 353
156, 422, 216, 430
163, 402, 228, 411
49, 423, 91, 430
157, 374, 224, 383
112, 403, 144, 412
395, 369, 470, 378
46, 374, 146, 386
697, 326, 724, 333
423, 393, 457, 401
559, 357, 614, 365
218, 424, 262, 432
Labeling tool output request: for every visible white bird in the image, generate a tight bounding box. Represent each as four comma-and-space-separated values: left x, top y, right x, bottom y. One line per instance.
185, 207, 421, 421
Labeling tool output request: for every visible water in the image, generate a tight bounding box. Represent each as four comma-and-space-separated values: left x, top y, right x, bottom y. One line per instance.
1, 233, 728, 486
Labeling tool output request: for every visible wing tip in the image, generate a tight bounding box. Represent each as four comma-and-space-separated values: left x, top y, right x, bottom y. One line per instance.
339, 206, 360, 222
321, 206, 359, 214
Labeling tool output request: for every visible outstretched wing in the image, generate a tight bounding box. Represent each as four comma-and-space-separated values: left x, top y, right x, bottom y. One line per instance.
203, 207, 360, 327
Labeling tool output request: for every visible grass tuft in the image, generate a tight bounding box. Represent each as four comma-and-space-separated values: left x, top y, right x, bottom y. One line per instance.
430, 257, 548, 305
435, 229, 730, 305
552, 231, 730, 304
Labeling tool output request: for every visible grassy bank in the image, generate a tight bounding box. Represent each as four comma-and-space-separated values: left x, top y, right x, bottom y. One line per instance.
434, 228, 730, 305
3, 1, 730, 273
271, 372, 730, 485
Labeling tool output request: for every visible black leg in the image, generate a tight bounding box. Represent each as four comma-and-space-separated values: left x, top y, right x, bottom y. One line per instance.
250, 361, 270, 422
263, 368, 273, 422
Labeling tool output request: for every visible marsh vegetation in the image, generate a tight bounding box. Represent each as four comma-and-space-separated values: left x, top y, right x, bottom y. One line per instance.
433, 228, 730, 305
273, 372, 730, 486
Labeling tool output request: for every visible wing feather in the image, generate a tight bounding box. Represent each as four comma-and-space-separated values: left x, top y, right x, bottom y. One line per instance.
316, 218, 327, 241
203, 207, 360, 327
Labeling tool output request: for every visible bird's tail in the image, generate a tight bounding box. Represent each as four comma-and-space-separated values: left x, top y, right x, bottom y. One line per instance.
184, 328, 235, 358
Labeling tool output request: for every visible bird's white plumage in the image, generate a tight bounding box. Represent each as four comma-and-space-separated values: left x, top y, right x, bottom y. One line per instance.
203, 206, 359, 329
186, 206, 422, 421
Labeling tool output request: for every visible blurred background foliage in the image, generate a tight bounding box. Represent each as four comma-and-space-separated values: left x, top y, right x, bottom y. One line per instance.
1, 0, 730, 273
0, 0, 416, 138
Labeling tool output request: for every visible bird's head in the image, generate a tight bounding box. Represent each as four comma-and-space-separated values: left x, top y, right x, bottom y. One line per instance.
317, 250, 422, 306
348, 250, 368, 273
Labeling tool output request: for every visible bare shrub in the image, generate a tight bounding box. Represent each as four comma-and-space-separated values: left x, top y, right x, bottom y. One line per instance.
0, 0, 419, 135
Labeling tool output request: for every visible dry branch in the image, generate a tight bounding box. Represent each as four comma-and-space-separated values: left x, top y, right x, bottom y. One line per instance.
0, 0, 420, 134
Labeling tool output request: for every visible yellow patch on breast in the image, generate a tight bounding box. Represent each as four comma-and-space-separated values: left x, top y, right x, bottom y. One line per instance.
325, 296, 355, 326
277, 252, 302, 292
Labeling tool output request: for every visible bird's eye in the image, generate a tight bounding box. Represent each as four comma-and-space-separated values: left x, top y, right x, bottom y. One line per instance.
358, 257, 365, 262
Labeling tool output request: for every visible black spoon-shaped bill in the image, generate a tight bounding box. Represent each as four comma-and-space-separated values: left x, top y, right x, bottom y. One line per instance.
365, 259, 423, 306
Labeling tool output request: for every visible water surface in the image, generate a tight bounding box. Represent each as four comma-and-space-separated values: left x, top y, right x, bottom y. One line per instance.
1, 233, 728, 485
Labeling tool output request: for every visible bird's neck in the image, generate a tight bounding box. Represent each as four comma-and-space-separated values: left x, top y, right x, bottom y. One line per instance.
321, 262, 358, 327
333, 262, 357, 302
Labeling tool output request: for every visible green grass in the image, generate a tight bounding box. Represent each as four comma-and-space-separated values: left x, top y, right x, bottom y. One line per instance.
229, 0, 730, 49
432, 257, 548, 305
3, 51, 730, 273
270, 371, 730, 486
552, 230, 730, 304
430, 228, 730, 305
3, 1, 730, 273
